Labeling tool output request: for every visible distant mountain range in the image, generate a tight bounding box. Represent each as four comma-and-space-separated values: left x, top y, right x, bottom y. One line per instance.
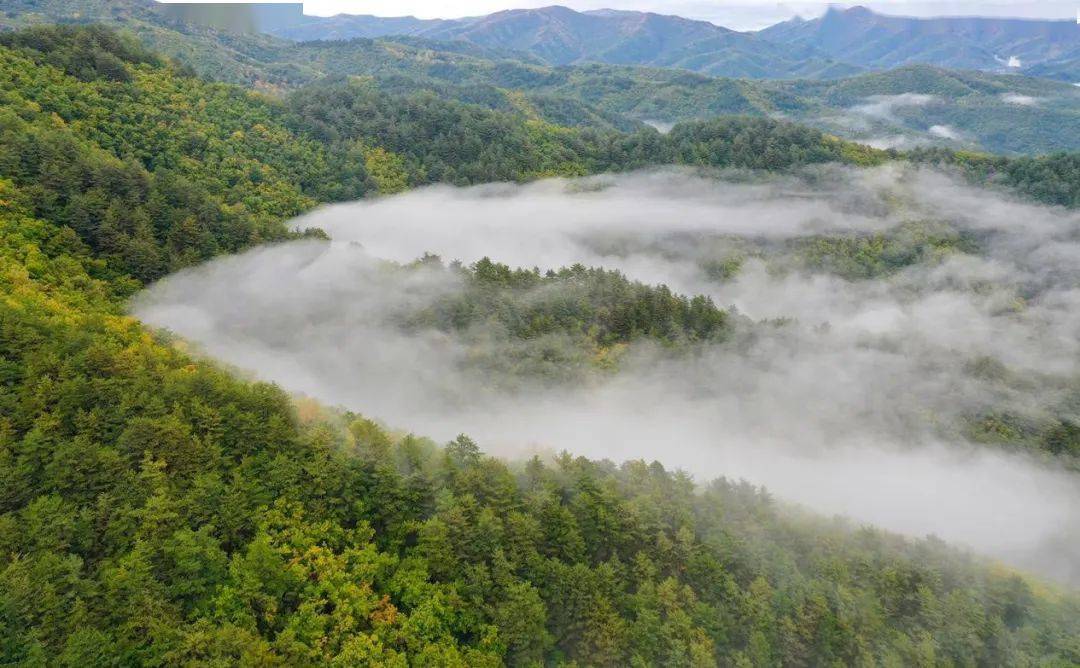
9, 2, 1075, 83
270, 5, 858, 80
3, 0, 1079, 154
760, 6, 1080, 82
269, 5, 1080, 83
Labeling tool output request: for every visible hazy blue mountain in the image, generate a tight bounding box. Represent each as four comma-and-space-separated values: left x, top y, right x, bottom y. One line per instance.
269, 5, 859, 80
759, 6, 1080, 82
270, 13, 454, 41
15, 2, 1077, 86
1023, 51, 1080, 81
272, 5, 1080, 83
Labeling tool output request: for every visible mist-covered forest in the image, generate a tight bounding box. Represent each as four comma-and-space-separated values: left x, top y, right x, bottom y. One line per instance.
1, 18, 1080, 668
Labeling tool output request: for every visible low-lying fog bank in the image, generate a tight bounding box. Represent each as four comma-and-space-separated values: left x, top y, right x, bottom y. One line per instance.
133, 166, 1080, 585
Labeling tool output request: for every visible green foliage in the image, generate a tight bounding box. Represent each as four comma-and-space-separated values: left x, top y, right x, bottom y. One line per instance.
7, 2, 1080, 157
363, 145, 411, 195
394, 257, 731, 385
668, 117, 886, 170
794, 221, 977, 280
0, 23, 162, 82
0, 26, 369, 280
423, 257, 730, 346
286, 79, 884, 186
285, 83, 606, 185
911, 148, 1080, 208
0, 24, 1078, 667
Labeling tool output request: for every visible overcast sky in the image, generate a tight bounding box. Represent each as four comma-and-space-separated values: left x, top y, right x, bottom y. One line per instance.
293, 1, 1078, 30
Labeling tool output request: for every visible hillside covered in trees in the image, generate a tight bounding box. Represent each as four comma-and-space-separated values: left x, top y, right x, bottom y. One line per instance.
4, 0, 1080, 156
1, 23, 1079, 667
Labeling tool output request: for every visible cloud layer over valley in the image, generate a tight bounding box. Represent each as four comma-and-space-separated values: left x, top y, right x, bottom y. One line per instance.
134, 166, 1080, 584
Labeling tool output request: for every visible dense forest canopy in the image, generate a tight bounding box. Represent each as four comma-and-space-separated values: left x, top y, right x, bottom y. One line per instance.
0, 22, 1078, 667
4, 0, 1080, 155
0, 24, 369, 281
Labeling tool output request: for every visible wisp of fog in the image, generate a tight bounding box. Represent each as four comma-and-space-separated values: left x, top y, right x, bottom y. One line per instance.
133, 166, 1080, 585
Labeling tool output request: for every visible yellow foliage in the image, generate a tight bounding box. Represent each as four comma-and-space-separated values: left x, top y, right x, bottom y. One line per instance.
363, 146, 410, 195
294, 396, 326, 425
503, 89, 539, 121
591, 342, 628, 371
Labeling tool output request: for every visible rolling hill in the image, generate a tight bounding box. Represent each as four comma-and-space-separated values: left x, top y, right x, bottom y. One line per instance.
775, 64, 1080, 154
264, 36, 1080, 154
3, 0, 1078, 155
269, 5, 860, 80
13, 1, 1076, 86
271, 4, 1080, 85
275, 38, 1080, 155
759, 6, 1080, 83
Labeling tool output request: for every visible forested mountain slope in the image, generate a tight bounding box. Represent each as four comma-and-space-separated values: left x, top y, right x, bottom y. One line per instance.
777, 65, 1080, 155
0, 24, 891, 204
276, 43, 1080, 155
760, 6, 1080, 82
269, 5, 857, 80
1, 25, 1079, 666
911, 149, 1080, 208
4, 0, 1080, 155
273, 4, 1080, 85
0, 0, 327, 92
0, 25, 367, 281
8, 1, 1079, 86
272, 4, 1080, 85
